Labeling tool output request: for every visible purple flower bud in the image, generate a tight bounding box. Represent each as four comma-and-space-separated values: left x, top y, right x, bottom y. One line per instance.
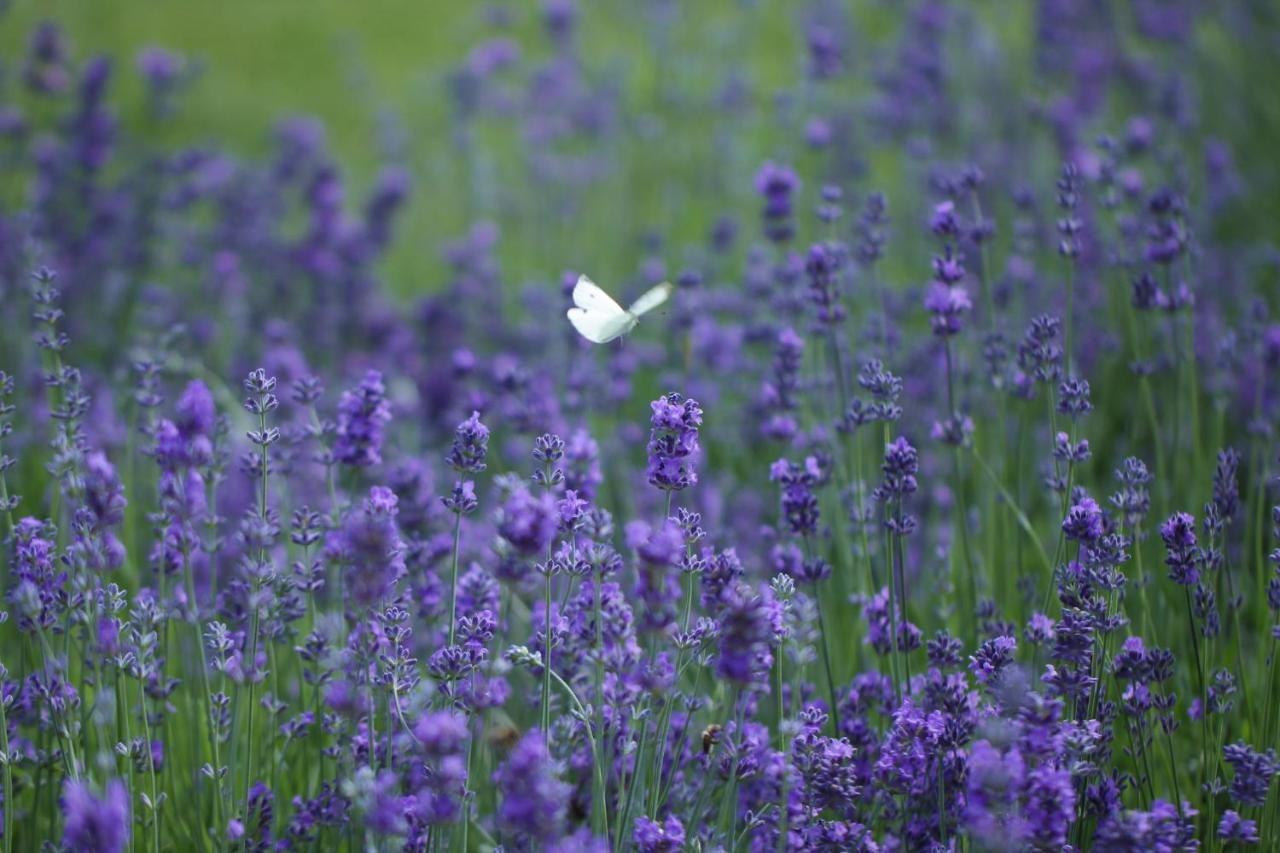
806, 25, 844, 79
446, 411, 490, 473
627, 520, 684, 566
715, 582, 780, 685
969, 635, 1017, 685
1161, 511, 1199, 585
1217, 810, 1260, 844
175, 380, 216, 445
333, 370, 392, 468
646, 393, 702, 492
83, 451, 127, 528
497, 485, 557, 556
325, 486, 405, 606
1222, 741, 1278, 807
754, 160, 800, 244
930, 200, 960, 238
874, 436, 919, 503
1062, 495, 1104, 544
413, 710, 469, 757
62, 779, 131, 853
634, 814, 686, 852
805, 242, 847, 327
769, 456, 821, 536
493, 731, 569, 842
923, 281, 971, 337
931, 245, 966, 284
442, 480, 478, 515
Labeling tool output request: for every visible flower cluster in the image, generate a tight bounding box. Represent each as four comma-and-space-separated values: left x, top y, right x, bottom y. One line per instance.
645, 393, 702, 492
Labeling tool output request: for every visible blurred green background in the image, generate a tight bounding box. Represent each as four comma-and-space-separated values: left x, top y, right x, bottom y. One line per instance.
0, 0, 805, 297
2, 1, 1276, 303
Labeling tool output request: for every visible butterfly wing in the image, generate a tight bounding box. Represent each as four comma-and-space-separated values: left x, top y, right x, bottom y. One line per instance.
626, 281, 673, 317
567, 307, 634, 343
567, 275, 634, 344
572, 275, 628, 315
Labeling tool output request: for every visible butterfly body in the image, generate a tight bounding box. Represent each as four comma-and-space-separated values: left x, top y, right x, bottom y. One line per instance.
567, 275, 672, 344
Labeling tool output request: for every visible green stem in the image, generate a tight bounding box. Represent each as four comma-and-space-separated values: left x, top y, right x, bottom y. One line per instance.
541, 564, 553, 740
1258, 635, 1278, 843
810, 578, 841, 734
1065, 261, 1075, 374
884, 520, 903, 704
240, 405, 270, 844
591, 559, 607, 839
1183, 586, 1209, 812
0, 672, 12, 853
717, 689, 746, 848
943, 338, 979, 644
548, 669, 609, 842
1134, 525, 1153, 641
446, 512, 463, 648
1220, 558, 1251, 727
139, 680, 162, 853
182, 540, 222, 845
540, 481, 557, 742
969, 192, 995, 332
35, 627, 80, 781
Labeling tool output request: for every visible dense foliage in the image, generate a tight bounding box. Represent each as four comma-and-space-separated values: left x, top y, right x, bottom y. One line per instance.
0, 3, 1278, 851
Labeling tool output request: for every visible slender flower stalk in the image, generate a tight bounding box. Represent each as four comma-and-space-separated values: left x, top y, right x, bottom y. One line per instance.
444, 411, 488, 647
239, 369, 279, 840
542, 560, 553, 737
0, 664, 11, 853
0, 372, 17, 551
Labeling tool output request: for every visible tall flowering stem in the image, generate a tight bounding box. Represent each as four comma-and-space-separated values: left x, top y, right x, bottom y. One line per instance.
805, 241, 850, 413
1262, 507, 1280, 769
240, 369, 279, 838
874, 435, 919, 700
924, 225, 978, 637
31, 268, 72, 534
0, 372, 17, 550
592, 549, 608, 838
1161, 509, 1211, 814
938, 305, 978, 640
1056, 163, 1082, 372
163, 380, 223, 839
770, 456, 838, 731
856, 192, 891, 360
444, 411, 488, 647
841, 359, 904, 603
649, 508, 706, 814
542, 562, 553, 737
0, 662, 11, 853
532, 433, 566, 740
292, 375, 339, 527
963, 169, 996, 330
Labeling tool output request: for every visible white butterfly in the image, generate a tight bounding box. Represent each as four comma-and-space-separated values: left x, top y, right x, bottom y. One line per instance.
566, 275, 673, 344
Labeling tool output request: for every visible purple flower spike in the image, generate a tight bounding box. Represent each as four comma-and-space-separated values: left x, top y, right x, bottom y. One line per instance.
325, 486, 405, 606
493, 731, 570, 842
646, 392, 702, 492
634, 814, 686, 852
333, 369, 392, 468
62, 779, 131, 853
1160, 511, 1199, 585
755, 160, 800, 244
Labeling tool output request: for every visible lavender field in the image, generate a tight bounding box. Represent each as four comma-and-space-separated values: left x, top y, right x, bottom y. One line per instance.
1, 2, 1279, 851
